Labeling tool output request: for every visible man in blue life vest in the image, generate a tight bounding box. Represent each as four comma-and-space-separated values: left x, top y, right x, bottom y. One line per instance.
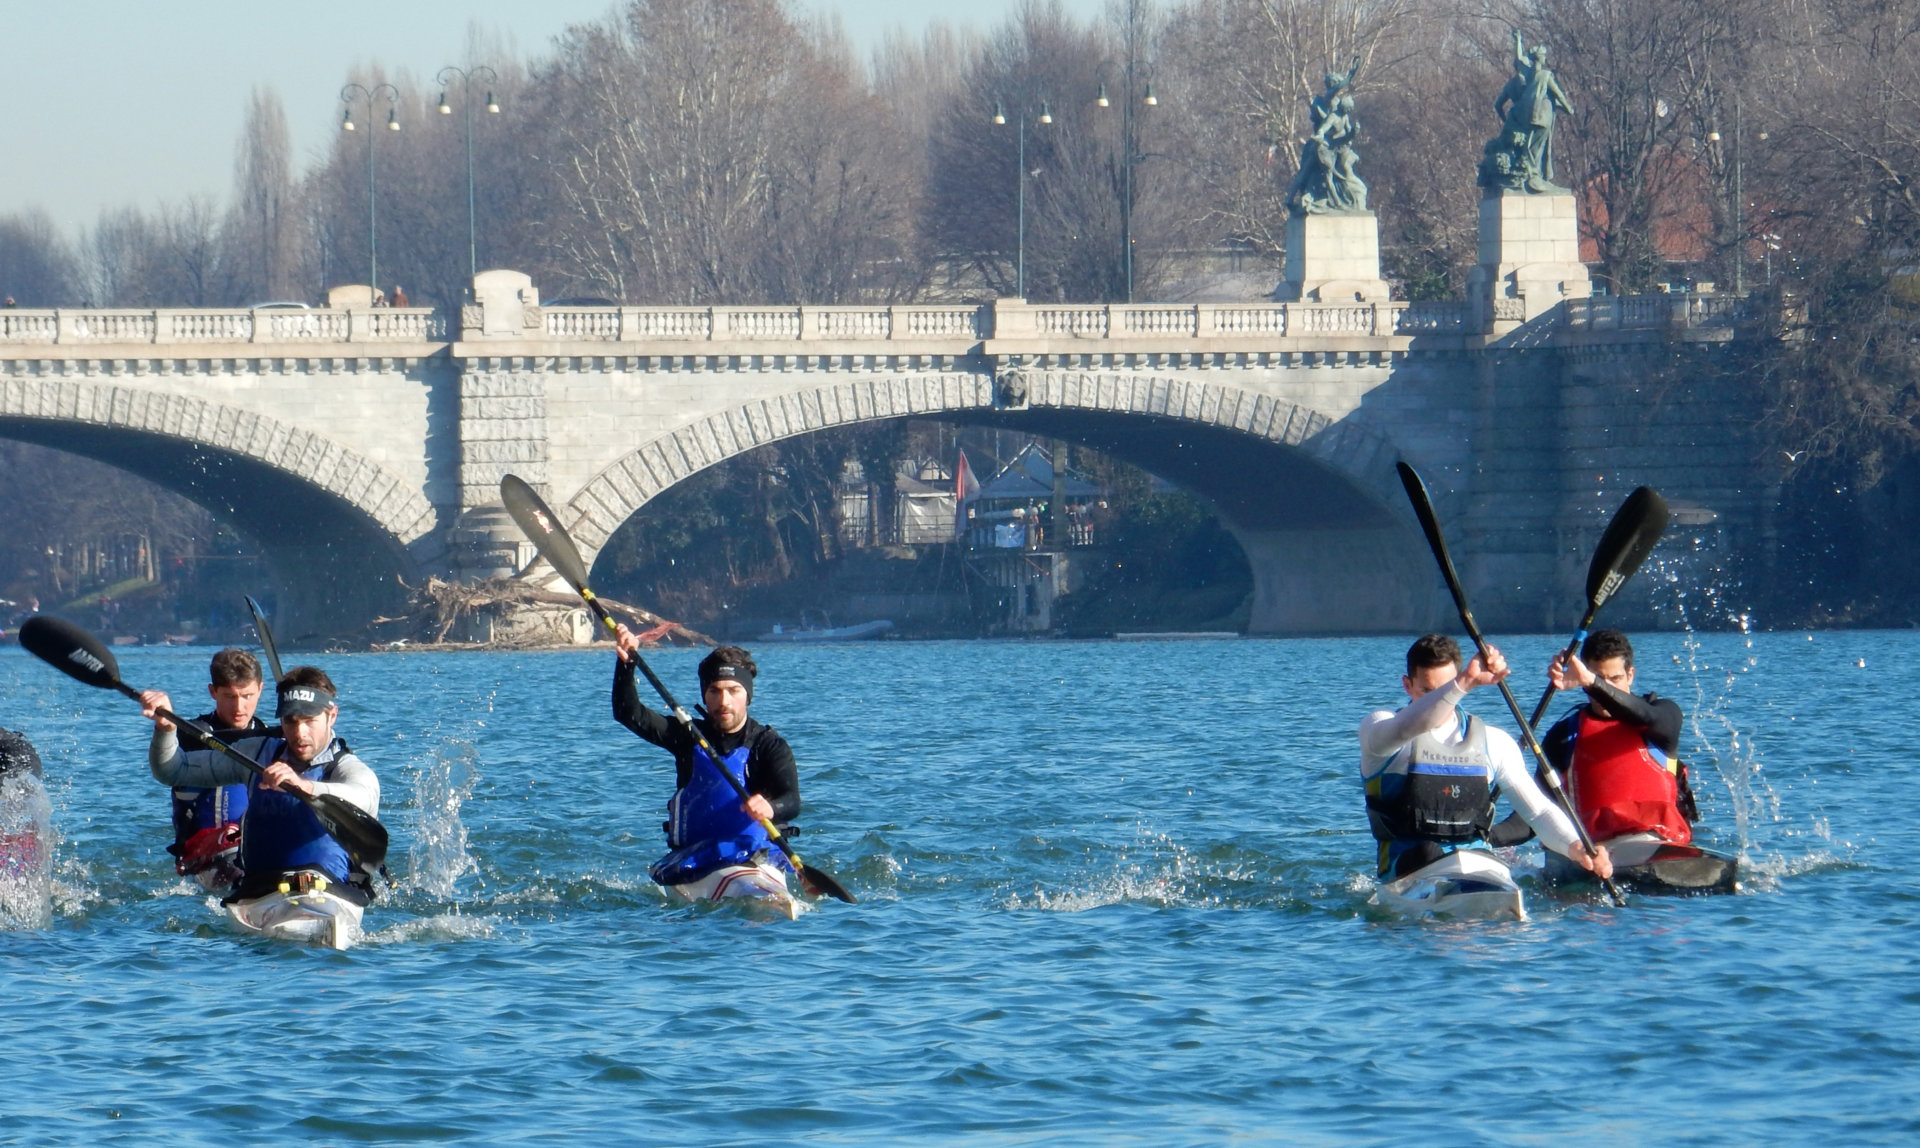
141, 666, 380, 905
164, 648, 270, 890
610, 626, 801, 891
1359, 634, 1611, 880
1540, 628, 1696, 846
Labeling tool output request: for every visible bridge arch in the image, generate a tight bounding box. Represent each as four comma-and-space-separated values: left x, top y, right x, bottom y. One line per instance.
0, 375, 439, 636
561, 370, 1449, 633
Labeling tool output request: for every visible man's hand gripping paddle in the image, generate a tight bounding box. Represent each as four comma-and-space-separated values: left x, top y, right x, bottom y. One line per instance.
18, 615, 389, 871
1526, 486, 1669, 729
498, 474, 856, 904
1395, 462, 1626, 907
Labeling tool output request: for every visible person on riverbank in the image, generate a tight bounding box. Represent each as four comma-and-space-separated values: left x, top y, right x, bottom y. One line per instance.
142, 666, 380, 906
165, 648, 270, 890
1359, 634, 1611, 880
1540, 629, 1696, 845
610, 626, 801, 898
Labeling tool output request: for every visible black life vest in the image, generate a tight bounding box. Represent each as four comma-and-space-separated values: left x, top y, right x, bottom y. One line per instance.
1366, 715, 1498, 847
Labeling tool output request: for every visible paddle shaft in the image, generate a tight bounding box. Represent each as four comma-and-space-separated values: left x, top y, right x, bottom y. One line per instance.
1397, 464, 1624, 905
1527, 608, 1597, 729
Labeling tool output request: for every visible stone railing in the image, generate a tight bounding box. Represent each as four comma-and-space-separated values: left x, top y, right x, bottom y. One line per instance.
0, 307, 446, 347
1563, 294, 1756, 332
0, 292, 1760, 352
540, 304, 991, 343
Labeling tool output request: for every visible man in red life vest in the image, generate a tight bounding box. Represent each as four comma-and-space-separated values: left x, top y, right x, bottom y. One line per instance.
1542, 629, 1698, 845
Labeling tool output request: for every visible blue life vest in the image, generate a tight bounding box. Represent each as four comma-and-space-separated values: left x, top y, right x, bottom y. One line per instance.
239, 738, 355, 886
649, 744, 786, 886
168, 720, 258, 870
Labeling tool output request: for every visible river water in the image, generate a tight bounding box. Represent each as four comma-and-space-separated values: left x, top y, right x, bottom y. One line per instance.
0, 630, 1914, 1144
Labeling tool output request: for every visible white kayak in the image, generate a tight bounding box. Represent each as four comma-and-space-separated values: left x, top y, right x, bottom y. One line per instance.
1375, 849, 1525, 922
226, 887, 366, 950
666, 860, 806, 920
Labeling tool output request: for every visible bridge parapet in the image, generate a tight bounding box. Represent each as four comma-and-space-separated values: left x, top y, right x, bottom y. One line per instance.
0, 306, 445, 349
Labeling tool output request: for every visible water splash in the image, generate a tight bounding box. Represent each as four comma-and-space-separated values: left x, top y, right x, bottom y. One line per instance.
0, 773, 55, 929
1001, 826, 1282, 912
405, 740, 480, 901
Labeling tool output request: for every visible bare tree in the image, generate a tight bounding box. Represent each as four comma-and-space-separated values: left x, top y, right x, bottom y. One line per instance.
0, 211, 83, 306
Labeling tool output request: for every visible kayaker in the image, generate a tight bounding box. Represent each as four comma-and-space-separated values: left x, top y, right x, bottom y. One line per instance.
0, 724, 45, 876
166, 648, 270, 890
142, 666, 381, 907
610, 626, 801, 892
1539, 629, 1697, 845
1359, 634, 1611, 880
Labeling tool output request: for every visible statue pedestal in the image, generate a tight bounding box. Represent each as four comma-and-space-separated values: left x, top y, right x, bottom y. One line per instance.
1277, 212, 1392, 303
1467, 193, 1591, 330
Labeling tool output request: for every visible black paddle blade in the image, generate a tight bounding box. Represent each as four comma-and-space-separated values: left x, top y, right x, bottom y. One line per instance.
244, 595, 286, 683
19, 616, 122, 690
500, 474, 592, 594
1396, 462, 1475, 629
1586, 487, 1671, 610
797, 863, 858, 904
312, 793, 390, 870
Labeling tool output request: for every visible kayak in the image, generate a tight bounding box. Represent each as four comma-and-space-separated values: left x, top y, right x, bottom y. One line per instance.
664, 860, 807, 919
1545, 832, 1739, 895
226, 887, 366, 950
1374, 849, 1525, 922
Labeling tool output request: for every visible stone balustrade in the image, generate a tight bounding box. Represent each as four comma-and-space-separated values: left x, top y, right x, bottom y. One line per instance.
1563, 293, 1755, 332
0, 293, 1749, 352
0, 306, 446, 347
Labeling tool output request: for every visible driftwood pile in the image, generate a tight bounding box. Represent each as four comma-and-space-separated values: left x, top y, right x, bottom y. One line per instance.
375, 576, 714, 649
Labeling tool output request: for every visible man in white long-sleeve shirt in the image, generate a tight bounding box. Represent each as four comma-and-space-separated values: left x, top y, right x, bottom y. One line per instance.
144, 665, 380, 904
1359, 634, 1610, 881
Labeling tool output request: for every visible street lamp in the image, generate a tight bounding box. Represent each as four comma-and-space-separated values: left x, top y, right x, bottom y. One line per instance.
436, 65, 501, 279
992, 99, 1052, 298
340, 82, 400, 292
1096, 79, 1156, 302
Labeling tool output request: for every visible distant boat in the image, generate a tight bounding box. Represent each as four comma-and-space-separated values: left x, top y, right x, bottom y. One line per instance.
756, 618, 895, 643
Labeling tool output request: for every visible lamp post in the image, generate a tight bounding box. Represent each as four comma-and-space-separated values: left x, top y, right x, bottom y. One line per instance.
340, 83, 400, 292
1096, 79, 1155, 302
1097, 0, 1157, 303
992, 100, 1052, 298
436, 65, 500, 279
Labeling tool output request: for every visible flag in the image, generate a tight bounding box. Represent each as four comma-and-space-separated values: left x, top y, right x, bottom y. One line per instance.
955, 449, 981, 503
953, 449, 981, 539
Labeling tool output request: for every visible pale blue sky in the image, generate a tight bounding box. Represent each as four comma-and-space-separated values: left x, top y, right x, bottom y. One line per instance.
0, 0, 1105, 234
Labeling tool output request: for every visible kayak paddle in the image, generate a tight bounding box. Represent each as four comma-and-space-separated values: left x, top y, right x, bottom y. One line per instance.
1395, 462, 1626, 907
498, 474, 856, 904
17, 615, 389, 871
1527, 486, 1670, 729
245, 594, 287, 683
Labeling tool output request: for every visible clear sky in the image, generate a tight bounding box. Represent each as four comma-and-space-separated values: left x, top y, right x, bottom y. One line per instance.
0, 0, 1104, 235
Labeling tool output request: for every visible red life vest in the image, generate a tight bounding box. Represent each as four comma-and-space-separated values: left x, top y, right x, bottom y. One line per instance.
1568, 709, 1692, 845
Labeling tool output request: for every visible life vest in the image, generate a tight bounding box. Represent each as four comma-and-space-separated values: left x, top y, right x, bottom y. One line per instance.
238, 737, 359, 888
650, 744, 785, 887
168, 718, 262, 882
1366, 715, 1499, 869
1567, 709, 1692, 845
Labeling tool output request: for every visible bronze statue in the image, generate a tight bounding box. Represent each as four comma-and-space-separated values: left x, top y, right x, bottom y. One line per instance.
1481, 31, 1574, 194
1288, 58, 1368, 215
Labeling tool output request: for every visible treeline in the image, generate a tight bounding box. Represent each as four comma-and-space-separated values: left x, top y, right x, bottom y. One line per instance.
1, 0, 1916, 622
1, 0, 1909, 310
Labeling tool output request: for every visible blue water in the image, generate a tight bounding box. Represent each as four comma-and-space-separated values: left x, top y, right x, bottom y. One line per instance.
1, 630, 1914, 1144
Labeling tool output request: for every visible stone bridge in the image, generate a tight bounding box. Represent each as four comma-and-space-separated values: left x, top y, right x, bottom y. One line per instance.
0, 272, 1768, 636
